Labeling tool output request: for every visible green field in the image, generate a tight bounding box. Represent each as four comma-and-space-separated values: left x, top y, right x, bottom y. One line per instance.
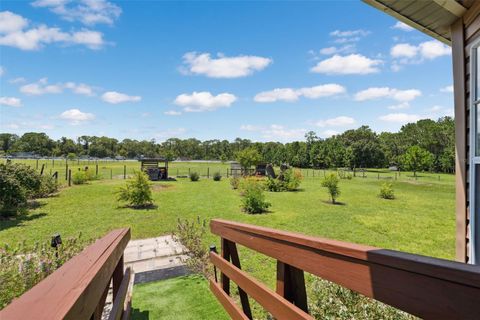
0, 161, 455, 318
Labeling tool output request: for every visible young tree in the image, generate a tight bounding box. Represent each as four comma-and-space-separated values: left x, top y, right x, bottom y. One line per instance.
235, 147, 262, 170
321, 173, 340, 204
402, 146, 434, 177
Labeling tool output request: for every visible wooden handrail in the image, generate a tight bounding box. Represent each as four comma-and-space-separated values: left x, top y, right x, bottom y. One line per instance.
0, 228, 131, 320
210, 219, 480, 320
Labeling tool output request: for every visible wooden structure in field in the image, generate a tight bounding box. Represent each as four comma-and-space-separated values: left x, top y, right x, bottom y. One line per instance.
139, 158, 168, 181
364, 0, 480, 265
209, 219, 480, 320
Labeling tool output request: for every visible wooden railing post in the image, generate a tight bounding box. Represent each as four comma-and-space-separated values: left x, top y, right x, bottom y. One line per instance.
112, 255, 124, 301
221, 238, 231, 295
226, 240, 252, 319
276, 261, 308, 313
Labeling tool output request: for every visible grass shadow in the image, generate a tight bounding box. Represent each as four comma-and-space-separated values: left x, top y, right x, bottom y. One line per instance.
321, 200, 347, 206
0, 212, 48, 232
117, 204, 159, 210
130, 308, 150, 320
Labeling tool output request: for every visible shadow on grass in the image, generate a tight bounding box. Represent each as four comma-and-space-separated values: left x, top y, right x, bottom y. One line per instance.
321, 200, 347, 206
117, 204, 159, 210
130, 308, 150, 320
0, 212, 47, 232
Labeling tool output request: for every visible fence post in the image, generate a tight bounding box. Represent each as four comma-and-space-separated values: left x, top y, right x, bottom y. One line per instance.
52, 158, 54, 168
189, 168, 191, 175
36, 159, 39, 169
65, 163, 68, 180
68, 169, 72, 186
378, 173, 380, 180
124, 165, 126, 179
40, 164, 45, 175
110, 168, 113, 179
227, 168, 229, 178
207, 167, 210, 179
96, 164, 99, 176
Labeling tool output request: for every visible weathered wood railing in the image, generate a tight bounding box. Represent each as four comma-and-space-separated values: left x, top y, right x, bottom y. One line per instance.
209, 219, 480, 320
0, 228, 132, 320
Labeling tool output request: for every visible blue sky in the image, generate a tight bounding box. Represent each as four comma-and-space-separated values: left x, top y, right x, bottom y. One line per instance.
0, 0, 454, 142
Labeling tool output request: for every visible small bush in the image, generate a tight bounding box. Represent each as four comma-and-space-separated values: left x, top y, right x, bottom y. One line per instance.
213, 172, 222, 181
1, 163, 42, 198
321, 173, 340, 204
116, 171, 154, 208
189, 171, 200, 181
0, 171, 27, 217
309, 278, 415, 319
265, 169, 303, 192
173, 217, 211, 277
72, 170, 87, 185
379, 183, 395, 200
0, 233, 88, 309
35, 175, 59, 198
240, 178, 270, 214
230, 176, 240, 189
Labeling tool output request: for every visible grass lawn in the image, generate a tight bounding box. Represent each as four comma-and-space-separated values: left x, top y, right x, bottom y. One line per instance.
0, 166, 455, 318
131, 275, 229, 320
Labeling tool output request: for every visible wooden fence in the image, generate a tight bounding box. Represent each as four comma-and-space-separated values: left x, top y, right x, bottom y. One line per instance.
209, 219, 480, 320
0, 228, 132, 320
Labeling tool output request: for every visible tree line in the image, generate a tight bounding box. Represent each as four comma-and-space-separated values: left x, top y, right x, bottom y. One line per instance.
0, 116, 455, 173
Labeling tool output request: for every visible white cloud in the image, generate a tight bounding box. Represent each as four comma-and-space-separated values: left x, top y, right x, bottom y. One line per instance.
9, 77, 26, 84
181, 52, 272, 78
321, 130, 339, 138
388, 102, 410, 110
32, 0, 121, 26
59, 108, 95, 125
390, 40, 451, 68
391, 43, 418, 58
19, 78, 95, 96
426, 105, 454, 117
155, 128, 186, 139
315, 116, 356, 128
174, 91, 236, 112
379, 113, 420, 123
440, 85, 454, 93
419, 40, 451, 59
101, 91, 141, 104
254, 84, 345, 103
354, 87, 421, 102
0, 66, 4, 76
254, 88, 299, 103
164, 110, 181, 116
392, 21, 414, 32
329, 29, 370, 44
0, 11, 105, 50
240, 124, 306, 142
311, 54, 382, 75
0, 96, 22, 107
319, 44, 355, 55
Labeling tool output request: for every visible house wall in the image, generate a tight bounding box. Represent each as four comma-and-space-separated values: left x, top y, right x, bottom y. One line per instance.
452, 4, 480, 263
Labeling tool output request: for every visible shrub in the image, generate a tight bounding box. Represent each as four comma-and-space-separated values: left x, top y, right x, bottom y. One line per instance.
116, 171, 154, 208
309, 278, 415, 320
213, 172, 222, 181
35, 175, 59, 198
0, 233, 88, 309
72, 170, 87, 185
321, 173, 340, 204
265, 169, 303, 192
379, 183, 395, 200
84, 169, 100, 181
173, 217, 211, 277
239, 178, 270, 214
1, 163, 42, 198
189, 171, 200, 181
0, 171, 27, 217
230, 176, 240, 189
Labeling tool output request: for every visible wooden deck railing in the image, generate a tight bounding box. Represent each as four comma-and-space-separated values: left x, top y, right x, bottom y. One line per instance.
209, 219, 480, 320
0, 228, 132, 320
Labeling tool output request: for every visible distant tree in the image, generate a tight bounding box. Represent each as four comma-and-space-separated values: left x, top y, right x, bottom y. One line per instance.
321, 173, 340, 204
236, 147, 262, 170
401, 146, 434, 177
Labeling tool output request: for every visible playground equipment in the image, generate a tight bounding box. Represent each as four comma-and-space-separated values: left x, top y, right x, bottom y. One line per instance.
139, 158, 169, 181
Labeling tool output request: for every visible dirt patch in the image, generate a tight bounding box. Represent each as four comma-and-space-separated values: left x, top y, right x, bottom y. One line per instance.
152, 184, 174, 192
